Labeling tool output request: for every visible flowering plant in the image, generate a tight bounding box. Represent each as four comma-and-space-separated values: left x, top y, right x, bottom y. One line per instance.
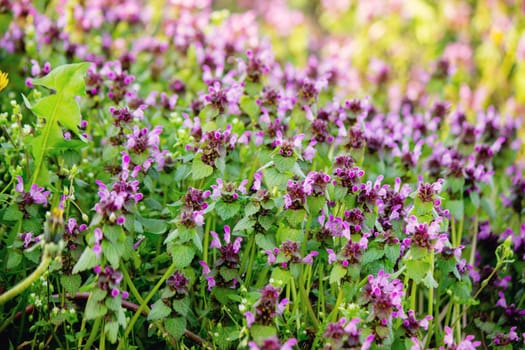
0, 1, 524, 349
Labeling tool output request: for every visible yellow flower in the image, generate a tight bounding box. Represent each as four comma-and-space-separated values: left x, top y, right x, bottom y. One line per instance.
0, 70, 8, 92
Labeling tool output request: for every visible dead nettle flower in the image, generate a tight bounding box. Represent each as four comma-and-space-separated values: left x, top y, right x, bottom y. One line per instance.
191, 125, 235, 167
94, 153, 143, 225
323, 317, 375, 350
367, 58, 390, 85
272, 131, 304, 158
25, 60, 51, 88
404, 216, 447, 251
492, 327, 521, 347
257, 87, 281, 110
210, 225, 243, 269
93, 265, 128, 299
462, 155, 493, 194
326, 233, 369, 267
304, 171, 331, 197
346, 125, 367, 150
473, 137, 505, 166
19, 232, 41, 249
85, 65, 104, 96
63, 218, 87, 250
144, 91, 178, 111
99, 60, 135, 103
439, 326, 481, 350
361, 270, 404, 323
284, 179, 306, 210
392, 140, 423, 169
15, 176, 50, 214
377, 178, 411, 227
245, 284, 289, 327
416, 177, 444, 205
204, 81, 244, 114
211, 178, 248, 203
265, 240, 318, 268
357, 175, 387, 212
166, 270, 190, 298
183, 187, 210, 211
238, 48, 271, 83
502, 170, 525, 215
402, 310, 432, 338
248, 336, 297, 350
110, 105, 146, 128
304, 105, 335, 144
496, 291, 525, 324
317, 211, 353, 241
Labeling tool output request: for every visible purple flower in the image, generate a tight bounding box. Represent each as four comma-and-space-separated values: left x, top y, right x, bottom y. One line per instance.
361, 270, 404, 323
209, 225, 243, 269
248, 336, 297, 350
95, 266, 124, 297
15, 176, 50, 208
440, 326, 481, 350
324, 317, 374, 350
303, 171, 331, 196
167, 270, 190, 298
251, 285, 288, 326
284, 180, 306, 210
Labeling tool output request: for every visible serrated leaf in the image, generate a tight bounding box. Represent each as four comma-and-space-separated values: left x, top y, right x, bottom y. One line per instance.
72, 247, 99, 273
148, 299, 171, 321
27, 63, 90, 185
192, 157, 213, 180
102, 240, 123, 268
284, 209, 305, 227
384, 244, 400, 263
140, 218, 167, 234
273, 155, 296, 173
330, 264, 347, 285
306, 196, 325, 215
2, 205, 23, 221
406, 259, 430, 284
104, 321, 120, 344
215, 201, 240, 220
61, 274, 81, 295
169, 245, 195, 268
255, 233, 275, 251
233, 216, 256, 232
263, 167, 288, 189
165, 317, 186, 340
362, 247, 385, 265
171, 298, 190, 317
85, 289, 108, 320
219, 267, 238, 282
422, 271, 438, 289
240, 95, 258, 117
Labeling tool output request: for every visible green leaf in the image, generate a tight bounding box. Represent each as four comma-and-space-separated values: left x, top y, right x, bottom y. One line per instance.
72, 248, 99, 274
245, 202, 260, 216
215, 201, 241, 220
251, 325, 277, 344
270, 267, 291, 285
169, 245, 195, 268
406, 259, 430, 284
362, 247, 385, 265
233, 216, 256, 232
26, 63, 90, 185
103, 224, 124, 243
329, 264, 347, 285
422, 271, 438, 289
306, 196, 325, 215
219, 267, 238, 282
85, 289, 108, 320
165, 317, 186, 340
283, 209, 305, 227
192, 157, 213, 180
148, 299, 171, 321
140, 218, 167, 234
102, 240, 123, 268
263, 168, 288, 189
171, 298, 191, 317
2, 205, 23, 221
276, 227, 303, 244
384, 244, 400, 263
446, 200, 464, 220
240, 95, 258, 118
273, 155, 296, 173
104, 321, 120, 344
255, 233, 275, 251
61, 274, 81, 295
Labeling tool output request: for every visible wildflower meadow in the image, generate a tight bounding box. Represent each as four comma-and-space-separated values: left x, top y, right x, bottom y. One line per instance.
1, 0, 525, 349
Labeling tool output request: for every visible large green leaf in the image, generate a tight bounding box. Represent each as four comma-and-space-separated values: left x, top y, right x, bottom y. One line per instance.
25, 63, 90, 185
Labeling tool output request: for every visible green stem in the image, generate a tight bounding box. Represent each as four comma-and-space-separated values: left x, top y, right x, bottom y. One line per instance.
425, 250, 435, 348
244, 234, 256, 286
298, 271, 320, 328
99, 320, 105, 350
122, 266, 149, 311
0, 246, 51, 305
410, 280, 417, 312
83, 317, 101, 350
117, 261, 177, 350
